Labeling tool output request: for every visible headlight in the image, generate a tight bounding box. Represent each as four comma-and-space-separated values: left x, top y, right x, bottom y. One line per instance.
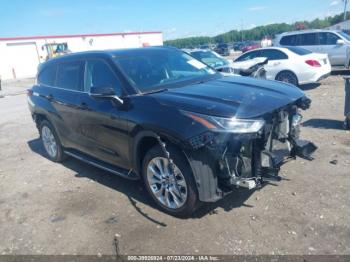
292, 113, 303, 127
183, 111, 265, 133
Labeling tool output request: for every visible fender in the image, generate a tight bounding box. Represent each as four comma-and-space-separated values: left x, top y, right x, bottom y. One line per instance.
183, 149, 222, 202
29, 92, 71, 148
131, 129, 221, 202
131, 129, 188, 174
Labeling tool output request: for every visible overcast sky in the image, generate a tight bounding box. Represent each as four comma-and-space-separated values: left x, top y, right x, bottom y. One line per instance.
0, 0, 345, 40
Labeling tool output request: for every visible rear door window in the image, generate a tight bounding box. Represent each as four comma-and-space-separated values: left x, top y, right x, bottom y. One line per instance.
299, 33, 318, 46
38, 64, 57, 86
85, 60, 122, 96
56, 61, 84, 91
285, 46, 312, 55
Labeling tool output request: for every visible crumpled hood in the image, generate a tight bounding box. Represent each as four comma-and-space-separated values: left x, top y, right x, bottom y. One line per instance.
150, 76, 306, 119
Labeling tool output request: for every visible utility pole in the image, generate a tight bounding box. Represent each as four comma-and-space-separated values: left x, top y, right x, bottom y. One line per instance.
344, 0, 349, 21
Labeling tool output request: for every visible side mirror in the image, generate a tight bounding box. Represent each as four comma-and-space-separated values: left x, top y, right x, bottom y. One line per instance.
89, 85, 123, 105
90, 85, 115, 96
337, 39, 345, 45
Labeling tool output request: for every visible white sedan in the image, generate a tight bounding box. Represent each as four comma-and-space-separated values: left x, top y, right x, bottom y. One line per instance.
233, 47, 331, 86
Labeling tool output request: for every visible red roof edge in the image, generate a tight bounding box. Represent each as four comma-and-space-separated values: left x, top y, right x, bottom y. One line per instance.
0, 31, 162, 41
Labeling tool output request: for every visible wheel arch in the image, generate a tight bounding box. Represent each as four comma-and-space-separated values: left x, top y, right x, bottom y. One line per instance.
132, 130, 188, 176
275, 69, 299, 85
33, 113, 49, 130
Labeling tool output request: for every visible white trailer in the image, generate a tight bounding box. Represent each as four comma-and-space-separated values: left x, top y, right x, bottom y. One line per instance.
0, 31, 163, 80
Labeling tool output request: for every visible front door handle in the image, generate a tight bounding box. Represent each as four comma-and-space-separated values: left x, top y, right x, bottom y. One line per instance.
45, 94, 54, 101
79, 102, 89, 110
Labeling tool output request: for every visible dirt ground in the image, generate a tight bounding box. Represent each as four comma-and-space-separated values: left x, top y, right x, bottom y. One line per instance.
0, 75, 349, 255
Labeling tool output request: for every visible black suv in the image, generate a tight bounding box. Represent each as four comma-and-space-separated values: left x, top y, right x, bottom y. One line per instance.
28, 47, 316, 217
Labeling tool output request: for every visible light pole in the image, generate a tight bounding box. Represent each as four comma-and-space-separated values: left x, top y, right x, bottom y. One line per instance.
344, 0, 349, 21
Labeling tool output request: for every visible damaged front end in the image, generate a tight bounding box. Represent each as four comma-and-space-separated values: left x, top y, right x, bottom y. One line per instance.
184, 97, 317, 202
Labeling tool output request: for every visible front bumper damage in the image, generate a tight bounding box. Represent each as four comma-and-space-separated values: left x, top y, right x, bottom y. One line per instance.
185, 98, 317, 202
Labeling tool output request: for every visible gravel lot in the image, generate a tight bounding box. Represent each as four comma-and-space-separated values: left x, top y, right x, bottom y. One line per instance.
0, 75, 349, 255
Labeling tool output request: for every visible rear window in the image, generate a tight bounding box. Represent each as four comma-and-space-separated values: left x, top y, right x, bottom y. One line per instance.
285, 46, 312, 55
38, 64, 57, 86
259, 49, 288, 60
56, 61, 84, 91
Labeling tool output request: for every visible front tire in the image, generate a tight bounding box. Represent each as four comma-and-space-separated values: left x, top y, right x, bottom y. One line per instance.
142, 145, 198, 217
276, 71, 299, 86
40, 120, 65, 162
345, 117, 350, 130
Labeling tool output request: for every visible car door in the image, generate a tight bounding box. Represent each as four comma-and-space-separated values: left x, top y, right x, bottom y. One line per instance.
318, 32, 346, 66
258, 49, 289, 80
38, 60, 84, 148
233, 50, 261, 69
76, 59, 130, 169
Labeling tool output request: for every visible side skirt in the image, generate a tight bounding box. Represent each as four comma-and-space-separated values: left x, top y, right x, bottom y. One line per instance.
64, 149, 139, 180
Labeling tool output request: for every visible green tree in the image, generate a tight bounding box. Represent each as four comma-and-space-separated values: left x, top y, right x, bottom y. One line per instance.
164, 11, 349, 48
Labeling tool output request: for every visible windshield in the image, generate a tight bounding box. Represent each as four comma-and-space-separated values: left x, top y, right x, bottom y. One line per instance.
285, 46, 312, 55
338, 31, 350, 42
190, 51, 230, 68
114, 49, 217, 93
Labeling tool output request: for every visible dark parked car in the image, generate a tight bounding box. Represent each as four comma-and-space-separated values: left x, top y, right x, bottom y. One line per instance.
199, 44, 210, 49
28, 47, 316, 217
215, 43, 230, 56
233, 41, 244, 51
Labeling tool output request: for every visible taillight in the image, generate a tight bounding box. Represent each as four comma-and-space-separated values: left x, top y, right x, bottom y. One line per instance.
305, 60, 321, 67
27, 89, 33, 96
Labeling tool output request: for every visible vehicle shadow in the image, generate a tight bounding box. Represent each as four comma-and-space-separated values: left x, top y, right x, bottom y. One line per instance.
299, 83, 321, 91
331, 70, 350, 76
28, 138, 260, 221
302, 118, 344, 130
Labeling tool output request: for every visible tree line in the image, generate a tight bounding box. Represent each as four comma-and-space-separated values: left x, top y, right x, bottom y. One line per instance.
165, 11, 350, 48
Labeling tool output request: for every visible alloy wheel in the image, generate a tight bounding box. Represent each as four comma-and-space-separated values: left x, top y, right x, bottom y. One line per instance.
146, 157, 188, 209
41, 125, 58, 158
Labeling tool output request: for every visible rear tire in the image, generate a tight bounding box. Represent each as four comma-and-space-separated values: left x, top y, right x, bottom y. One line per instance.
276, 71, 299, 86
40, 120, 66, 162
142, 145, 199, 217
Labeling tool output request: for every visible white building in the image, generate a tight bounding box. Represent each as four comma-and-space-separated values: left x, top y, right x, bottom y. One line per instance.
0, 31, 163, 80
327, 20, 350, 33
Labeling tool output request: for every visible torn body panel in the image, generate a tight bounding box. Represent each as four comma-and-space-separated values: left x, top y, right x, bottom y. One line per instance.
185, 102, 317, 203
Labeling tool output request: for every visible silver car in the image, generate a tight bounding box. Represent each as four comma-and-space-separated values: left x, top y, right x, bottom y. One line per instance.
185, 49, 236, 75
274, 29, 350, 69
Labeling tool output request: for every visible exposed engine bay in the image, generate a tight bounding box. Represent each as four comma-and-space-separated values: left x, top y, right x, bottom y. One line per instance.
186, 97, 317, 201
